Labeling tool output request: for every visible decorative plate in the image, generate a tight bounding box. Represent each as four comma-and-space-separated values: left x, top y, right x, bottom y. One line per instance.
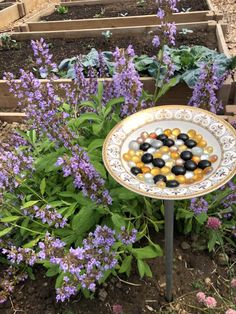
102, 106, 236, 200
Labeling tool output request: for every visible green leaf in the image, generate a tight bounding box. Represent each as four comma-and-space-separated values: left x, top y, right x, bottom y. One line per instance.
119, 255, 132, 276
110, 187, 137, 200
20, 217, 30, 236
157, 75, 181, 99
195, 212, 208, 225
137, 259, 152, 278
23, 236, 41, 248
76, 113, 101, 127
40, 178, 46, 196
21, 201, 39, 209
103, 96, 124, 118
132, 245, 161, 259
92, 161, 107, 179
0, 216, 20, 223
72, 205, 100, 236
0, 227, 13, 237
46, 265, 59, 277
111, 213, 126, 229
55, 272, 64, 289
88, 139, 104, 152
208, 231, 217, 252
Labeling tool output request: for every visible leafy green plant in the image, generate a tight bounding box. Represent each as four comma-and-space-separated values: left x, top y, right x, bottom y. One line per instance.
102, 30, 113, 41
55, 5, 68, 14
0, 33, 19, 50
93, 7, 105, 18
137, 0, 146, 7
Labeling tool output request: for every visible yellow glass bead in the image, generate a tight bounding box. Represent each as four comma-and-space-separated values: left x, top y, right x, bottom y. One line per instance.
136, 162, 144, 168
203, 166, 213, 175
132, 156, 140, 163
166, 160, 174, 168
209, 155, 218, 163
170, 152, 180, 160
194, 134, 203, 143
193, 174, 204, 182
169, 135, 176, 140
164, 129, 172, 136
194, 168, 203, 175
142, 166, 151, 174
176, 175, 186, 184
151, 168, 161, 176
128, 150, 136, 157
160, 146, 169, 154
123, 153, 131, 161
198, 140, 207, 148
178, 145, 187, 152
156, 181, 166, 188
187, 129, 196, 138
185, 178, 195, 185
166, 174, 176, 181
161, 166, 171, 175
192, 156, 201, 164
153, 152, 163, 158
136, 150, 144, 157
170, 146, 178, 152
205, 146, 213, 154
137, 173, 145, 181
172, 128, 181, 136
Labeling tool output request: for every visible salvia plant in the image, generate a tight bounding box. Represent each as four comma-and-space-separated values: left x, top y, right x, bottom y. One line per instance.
55, 5, 69, 14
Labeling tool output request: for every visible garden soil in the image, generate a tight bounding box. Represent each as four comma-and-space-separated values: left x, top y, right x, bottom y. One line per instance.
0, 30, 217, 79
41, 0, 208, 21
0, 233, 234, 314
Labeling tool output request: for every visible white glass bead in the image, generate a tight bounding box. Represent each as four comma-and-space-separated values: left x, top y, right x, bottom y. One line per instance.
128, 161, 136, 168
170, 146, 178, 152
145, 138, 153, 144
175, 140, 184, 146
185, 171, 194, 179
144, 173, 153, 180
176, 158, 184, 166
147, 147, 156, 154
162, 154, 170, 161
192, 147, 203, 156
128, 141, 140, 151
150, 139, 163, 149
145, 178, 154, 184
201, 154, 209, 160
155, 128, 163, 135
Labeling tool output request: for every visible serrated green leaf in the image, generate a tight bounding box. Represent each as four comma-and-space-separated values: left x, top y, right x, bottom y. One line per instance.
72, 205, 99, 236
40, 178, 46, 196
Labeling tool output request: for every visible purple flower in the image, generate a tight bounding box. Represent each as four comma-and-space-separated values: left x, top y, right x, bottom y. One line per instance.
157, 8, 165, 19
190, 198, 209, 215
206, 217, 221, 230
152, 35, 160, 48
118, 227, 137, 245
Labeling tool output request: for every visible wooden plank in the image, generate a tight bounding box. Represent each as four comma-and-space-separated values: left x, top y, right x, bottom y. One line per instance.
225, 105, 236, 114
0, 3, 21, 30
0, 112, 25, 123
216, 23, 230, 57
26, 12, 215, 32
22, 0, 50, 14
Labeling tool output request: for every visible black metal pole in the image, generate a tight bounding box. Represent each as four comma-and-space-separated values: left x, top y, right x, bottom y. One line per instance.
164, 199, 174, 302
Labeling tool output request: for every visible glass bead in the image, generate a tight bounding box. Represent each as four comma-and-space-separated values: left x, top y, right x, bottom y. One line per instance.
185, 171, 194, 179
178, 145, 187, 152
192, 147, 203, 156
169, 135, 176, 140
123, 153, 131, 161
209, 155, 218, 163
137, 173, 144, 181
149, 133, 157, 139
198, 140, 207, 148
185, 178, 195, 184
194, 134, 203, 143
175, 139, 184, 146
141, 166, 151, 174
170, 152, 180, 160
160, 146, 169, 153
192, 156, 201, 164
128, 161, 136, 168
132, 156, 141, 163
205, 146, 213, 154
165, 160, 174, 168
203, 166, 213, 175
170, 146, 178, 152
175, 158, 184, 166
129, 141, 139, 151
161, 166, 171, 175
162, 154, 170, 161
151, 168, 161, 176
164, 129, 172, 136
156, 181, 166, 188
166, 174, 176, 181
137, 137, 144, 144
201, 154, 209, 160
144, 173, 153, 180
141, 132, 149, 139
194, 168, 203, 175
153, 152, 163, 158
187, 129, 196, 138
145, 138, 152, 144
136, 150, 144, 157
176, 175, 186, 184
150, 139, 163, 149
193, 174, 203, 182
136, 162, 145, 168
147, 147, 156, 154
172, 128, 181, 136
145, 178, 154, 185
128, 150, 135, 156
155, 128, 163, 135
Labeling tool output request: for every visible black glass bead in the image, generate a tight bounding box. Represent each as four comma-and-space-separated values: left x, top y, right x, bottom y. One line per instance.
171, 165, 186, 176
140, 142, 151, 151
185, 139, 197, 148
166, 180, 180, 188
177, 133, 189, 141
163, 138, 175, 147
141, 153, 153, 164
198, 160, 212, 169
157, 134, 168, 141
131, 167, 142, 176
152, 158, 165, 168
153, 175, 167, 184
184, 160, 197, 171
180, 151, 193, 161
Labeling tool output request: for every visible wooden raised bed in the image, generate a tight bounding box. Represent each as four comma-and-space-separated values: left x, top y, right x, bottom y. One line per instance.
20, 0, 52, 15
16, 0, 223, 32
0, 2, 24, 30
0, 22, 232, 114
